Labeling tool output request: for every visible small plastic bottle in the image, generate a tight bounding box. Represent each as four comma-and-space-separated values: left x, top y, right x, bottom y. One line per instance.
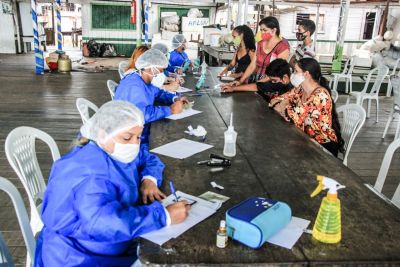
201, 57, 208, 75
195, 74, 206, 90
216, 220, 228, 248
223, 113, 237, 157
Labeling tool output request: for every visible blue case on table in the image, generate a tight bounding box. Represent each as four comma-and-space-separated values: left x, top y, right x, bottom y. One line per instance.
226, 197, 291, 249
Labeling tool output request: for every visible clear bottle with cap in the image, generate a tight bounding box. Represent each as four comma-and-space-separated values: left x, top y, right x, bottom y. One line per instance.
216, 220, 228, 248
201, 56, 208, 75
223, 113, 237, 157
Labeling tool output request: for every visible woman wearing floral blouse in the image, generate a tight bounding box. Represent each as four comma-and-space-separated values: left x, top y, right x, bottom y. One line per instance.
270, 58, 344, 157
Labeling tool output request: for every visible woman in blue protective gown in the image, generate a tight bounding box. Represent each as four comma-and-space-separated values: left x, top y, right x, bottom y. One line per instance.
34, 101, 190, 267
166, 34, 192, 74
114, 49, 189, 150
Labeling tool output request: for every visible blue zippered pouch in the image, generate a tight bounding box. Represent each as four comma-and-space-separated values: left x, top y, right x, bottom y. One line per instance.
226, 197, 291, 249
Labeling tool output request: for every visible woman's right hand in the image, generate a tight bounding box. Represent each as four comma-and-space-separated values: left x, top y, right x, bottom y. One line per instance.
166, 201, 190, 224
170, 100, 183, 114
218, 69, 228, 77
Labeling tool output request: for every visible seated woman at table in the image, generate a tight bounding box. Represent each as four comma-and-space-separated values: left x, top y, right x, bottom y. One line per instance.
34, 101, 190, 267
218, 25, 256, 79
114, 49, 189, 150
269, 58, 344, 157
125, 45, 149, 75
166, 34, 192, 74
221, 59, 293, 101
152, 42, 183, 92
230, 16, 290, 86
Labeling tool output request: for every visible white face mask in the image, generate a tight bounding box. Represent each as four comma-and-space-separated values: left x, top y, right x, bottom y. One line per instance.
111, 142, 140, 164
151, 72, 166, 88
290, 73, 305, 87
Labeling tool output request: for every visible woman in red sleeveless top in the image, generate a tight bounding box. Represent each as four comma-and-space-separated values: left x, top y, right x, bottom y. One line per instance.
232, 16, 290, 86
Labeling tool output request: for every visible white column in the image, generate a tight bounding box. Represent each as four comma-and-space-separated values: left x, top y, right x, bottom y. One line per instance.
227, 0, 232, 30
314, 4, 320, 54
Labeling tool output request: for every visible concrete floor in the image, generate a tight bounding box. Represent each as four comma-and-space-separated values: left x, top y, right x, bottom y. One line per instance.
0, 52, 399, 266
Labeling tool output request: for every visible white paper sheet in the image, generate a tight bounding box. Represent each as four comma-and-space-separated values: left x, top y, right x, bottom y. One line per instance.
166, 109, 202, 120
267, 217, 311, 249
150, 138, 213, 159
140, 191, 218, 245
176, 87, 193, 93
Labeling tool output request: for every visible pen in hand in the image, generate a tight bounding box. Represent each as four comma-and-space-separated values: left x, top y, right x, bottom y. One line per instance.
169, 181, 179, 202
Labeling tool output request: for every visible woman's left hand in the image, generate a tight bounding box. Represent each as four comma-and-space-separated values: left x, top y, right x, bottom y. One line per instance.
141, 179, 166, 204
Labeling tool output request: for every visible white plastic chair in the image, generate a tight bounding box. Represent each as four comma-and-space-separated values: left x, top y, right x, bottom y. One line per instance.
329, 56, 356, 94
76, 98, 99, 124
107, 80, 118, 100
385, 58, 400, 97
5, 127, 60, 237
346, 65, 389, 122
331, 90, 339, 103
382, 76, 400, 140
118, 61, 128, 79
337, 104, 366, 166
365, 138, 400, 209
0, 177, 36, 266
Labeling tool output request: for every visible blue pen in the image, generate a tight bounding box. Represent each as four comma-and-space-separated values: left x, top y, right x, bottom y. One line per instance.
169, 181, 179, 202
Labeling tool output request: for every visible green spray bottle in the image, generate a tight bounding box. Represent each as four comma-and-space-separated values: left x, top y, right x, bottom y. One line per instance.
310, 175, 345, 244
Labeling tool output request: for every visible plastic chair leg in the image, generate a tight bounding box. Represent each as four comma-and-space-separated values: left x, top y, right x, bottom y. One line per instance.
386, 78, 392, 97
382, 109, 394, 138
395, 114, 400, 140
345, 78, 349, 94
375, 98, 379, 123
349, 76, 353, 94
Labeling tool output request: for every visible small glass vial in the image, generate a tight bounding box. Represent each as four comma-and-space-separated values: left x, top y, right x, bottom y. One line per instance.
216, 220, 228, 248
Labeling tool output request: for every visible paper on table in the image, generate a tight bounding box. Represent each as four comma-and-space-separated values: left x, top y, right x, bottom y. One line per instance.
166, 109, 202, 120
150, 138, 213, 159
176, 87, 193, 93
267, 217, 310, 249
140, 191, 218, 245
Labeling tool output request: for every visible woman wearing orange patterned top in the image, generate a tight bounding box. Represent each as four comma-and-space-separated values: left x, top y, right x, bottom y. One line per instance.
269, 58, 344, 157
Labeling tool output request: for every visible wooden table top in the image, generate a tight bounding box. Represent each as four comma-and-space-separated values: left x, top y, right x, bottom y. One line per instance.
140, 68, 400, 266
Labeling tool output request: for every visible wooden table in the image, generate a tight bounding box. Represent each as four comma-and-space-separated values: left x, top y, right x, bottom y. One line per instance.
140, 68, 400, 266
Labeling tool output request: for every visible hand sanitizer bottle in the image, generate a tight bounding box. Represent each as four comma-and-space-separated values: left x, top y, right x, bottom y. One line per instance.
223, 113, 237, 157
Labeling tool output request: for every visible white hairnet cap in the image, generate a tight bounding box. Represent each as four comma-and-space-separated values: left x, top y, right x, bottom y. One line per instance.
152, 43, 169, 56
135, 49, 168, 70
80, 100, 144, 144
171, 34, 187, 50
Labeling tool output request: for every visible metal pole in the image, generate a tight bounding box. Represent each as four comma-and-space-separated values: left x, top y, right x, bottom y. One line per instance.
12, 0, 22, 53
136, 0, 142, 46
244, 0, 249, 26
227, 0, 232, 30
314, 4, 320, 54
144, 0, 149, 45
56, 0, 62, 50
236, 0, 242, 26
332, 0, 350, 72
31, 0, 44, 74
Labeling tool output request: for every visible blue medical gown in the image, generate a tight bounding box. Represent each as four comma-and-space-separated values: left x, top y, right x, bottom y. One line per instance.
166, 50, 190, 73
114, 73, 176, 148
34, 142, 167, 267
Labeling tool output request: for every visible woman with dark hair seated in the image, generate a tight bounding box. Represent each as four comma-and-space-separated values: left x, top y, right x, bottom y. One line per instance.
219, 25, 256, 79
270, 58, 344, 157
221, 59, 293, 102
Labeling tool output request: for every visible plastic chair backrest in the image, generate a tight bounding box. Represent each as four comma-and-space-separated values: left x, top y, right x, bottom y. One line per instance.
118, 61, 128, 79
0, 177, 36, 263
373, 138, 400, 208
337, 104, 366, 165
391, 76, 400, 108
331, 90, 338, 103
106, 80, 118, 100
5, 127, 60, 236
76, 98, 99, 124
369, 65, 389, 96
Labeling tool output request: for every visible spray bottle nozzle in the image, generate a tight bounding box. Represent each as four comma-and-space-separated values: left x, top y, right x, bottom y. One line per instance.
310, 175, 345, 198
